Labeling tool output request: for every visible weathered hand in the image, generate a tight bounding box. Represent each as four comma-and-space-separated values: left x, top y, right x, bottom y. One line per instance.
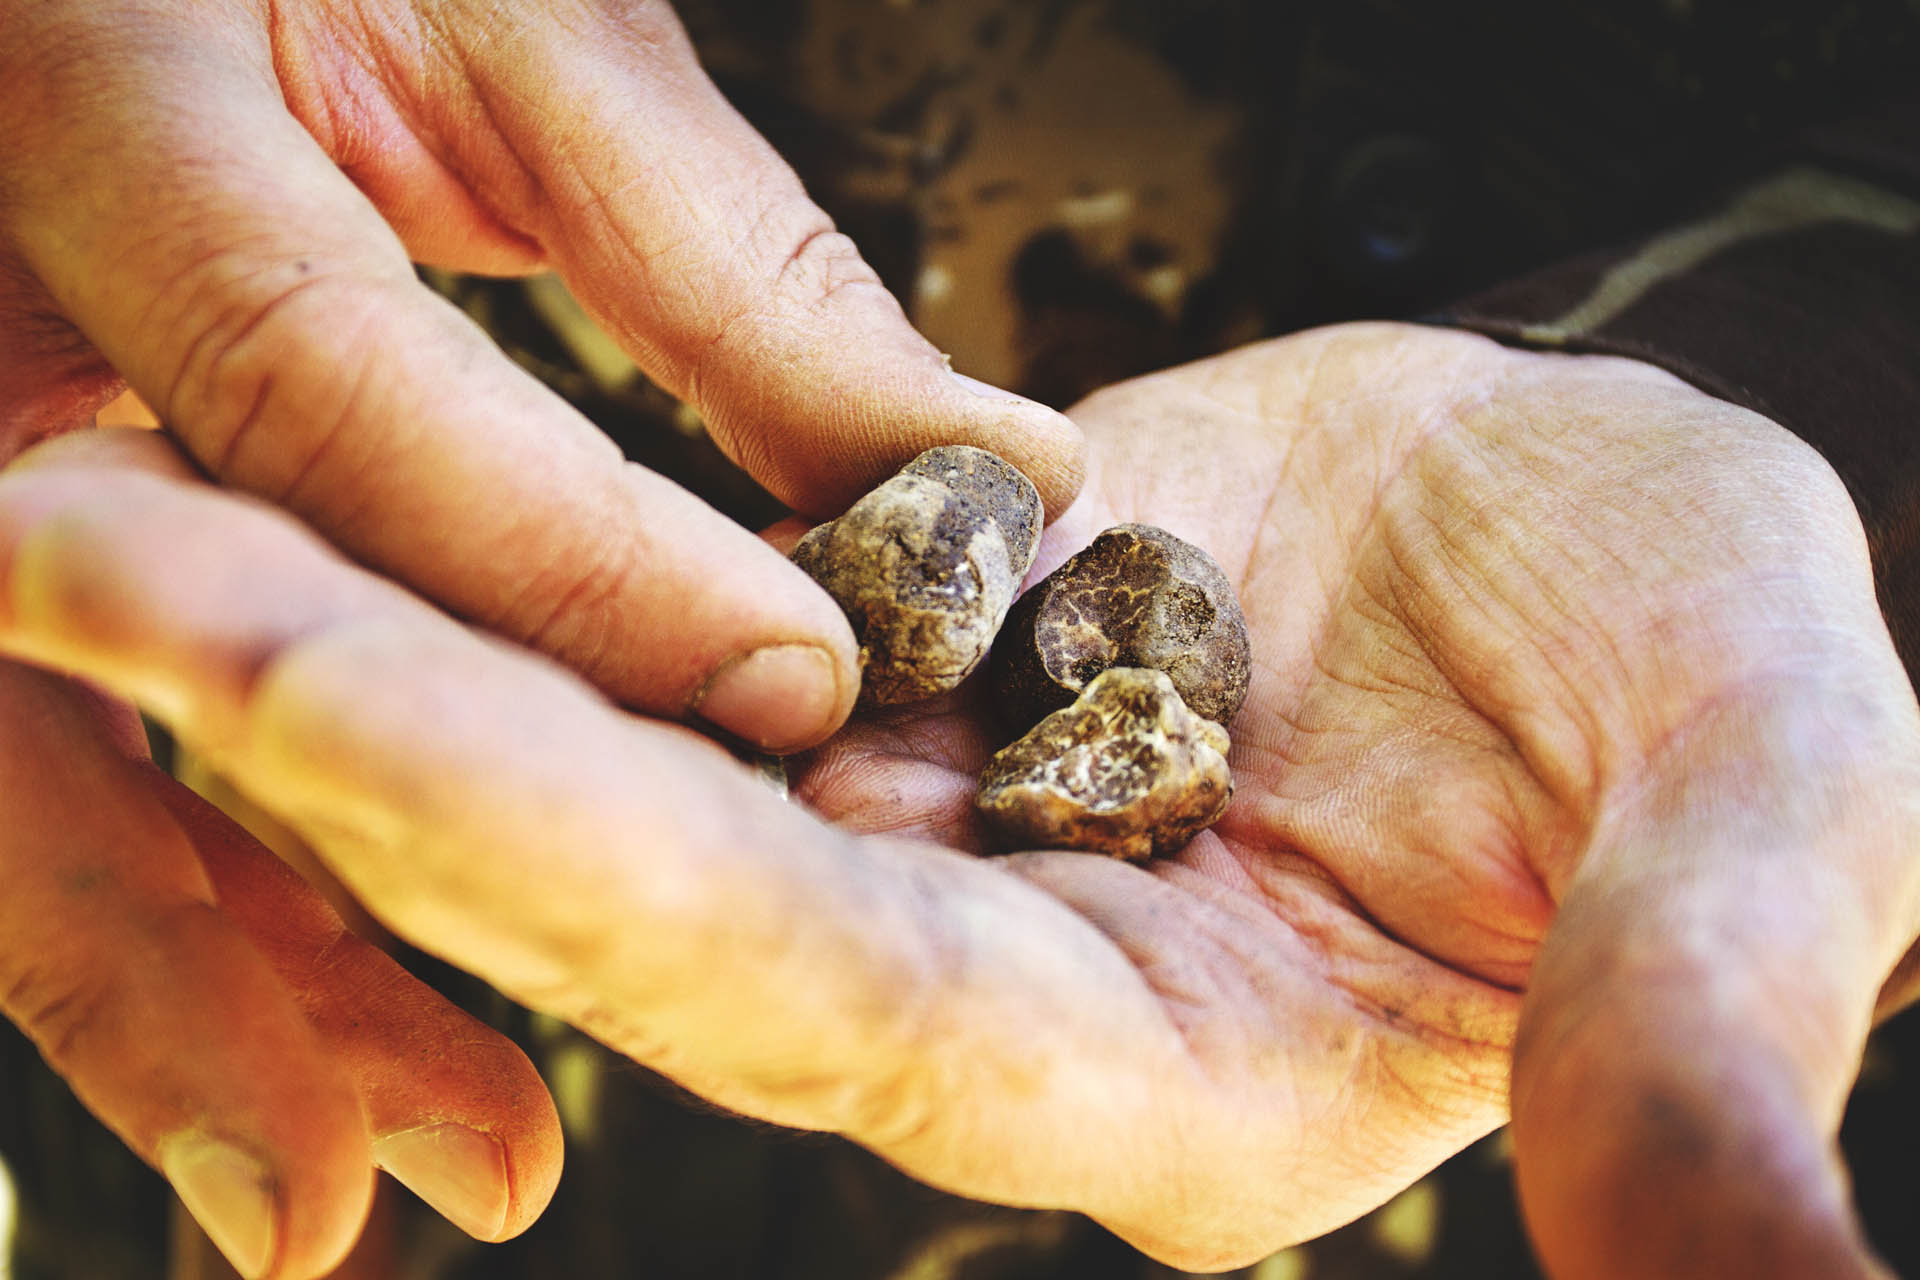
0, 0, 1082, 750
2, 324, 1913, 1279
0, 2, 1083, 1273
798, 322, 1920, 1277
0, 649, 563, 1278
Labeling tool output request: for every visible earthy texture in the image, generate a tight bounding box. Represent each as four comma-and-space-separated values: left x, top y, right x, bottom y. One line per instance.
988, 523, 1250, 734
977, 667, 1233, 861
791, 445, 1043, 705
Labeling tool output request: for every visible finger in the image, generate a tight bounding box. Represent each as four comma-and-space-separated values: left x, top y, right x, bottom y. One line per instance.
0, 433, 1210, 1240
422, 1, 1086, 518
147, 775, 563, 1243
1, 9, 857, 750
1513, 682, 1920, 1280
0, 659, 371, 1279
4, 435, 563, 1239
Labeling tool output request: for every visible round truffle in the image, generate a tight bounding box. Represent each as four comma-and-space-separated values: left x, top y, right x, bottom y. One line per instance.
791, 445, 1043, 705
988, 523, 1250, 734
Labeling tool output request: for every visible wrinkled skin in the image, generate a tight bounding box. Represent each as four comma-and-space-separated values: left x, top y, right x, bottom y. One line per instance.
795, 323, 1920, 1277
2, 324, 1917, 1280
0, 0, 1082, 745
0, 1, 1083, 1275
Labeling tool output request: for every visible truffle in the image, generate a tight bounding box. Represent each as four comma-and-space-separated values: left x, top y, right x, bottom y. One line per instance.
976, 666, 1233, 861
988, 523, 1251, 734
792, 445, 1042, 705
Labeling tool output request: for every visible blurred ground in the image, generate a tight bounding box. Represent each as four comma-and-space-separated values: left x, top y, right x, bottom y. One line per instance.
5, 1, 1920, 1276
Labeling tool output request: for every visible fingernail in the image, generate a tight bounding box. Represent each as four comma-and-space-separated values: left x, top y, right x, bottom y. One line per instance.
692, 642, 841, 752
158, 1135, 278, 1279
373, 1123, 509, 1242
948, 370, 1046, 407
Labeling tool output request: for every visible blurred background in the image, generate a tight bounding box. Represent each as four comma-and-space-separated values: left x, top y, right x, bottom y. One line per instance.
5, 0, 1919, 1275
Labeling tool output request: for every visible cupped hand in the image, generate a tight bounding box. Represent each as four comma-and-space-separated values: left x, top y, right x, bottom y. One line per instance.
3, 325, 1915, 1279
800, 322, 1920, 1276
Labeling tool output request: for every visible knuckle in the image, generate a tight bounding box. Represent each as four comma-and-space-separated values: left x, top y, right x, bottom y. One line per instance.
839, 1051, 942, 1149
748, 974, 947, 1148
1, 956, 116, 1075
712, 1015, 942, 1150
767, 224, 884, 311
696, 218, 883, 366
683, 217, 886, 450
158, 263, 389, 502
824, 930, 950, 1148
490, 508, 639, 687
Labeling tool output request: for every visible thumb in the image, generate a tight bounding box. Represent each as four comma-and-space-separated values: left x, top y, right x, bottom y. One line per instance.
4, 7, 863, 750
437, 1, 1086, 518
1513, 683, 1920, 1280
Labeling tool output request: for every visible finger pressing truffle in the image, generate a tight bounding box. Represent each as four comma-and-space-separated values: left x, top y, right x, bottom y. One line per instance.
988, 523, 1250, 734
791, 445, 1043, 706
976, 667, 1233, 861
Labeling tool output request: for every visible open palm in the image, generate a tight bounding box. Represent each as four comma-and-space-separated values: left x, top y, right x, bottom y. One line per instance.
3, 324, 1915, 1280
793, 322, 1920, 1276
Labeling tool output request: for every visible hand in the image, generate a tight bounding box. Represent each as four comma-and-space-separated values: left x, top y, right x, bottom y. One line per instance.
2, 325, 1913, 1279
0, 1, 1082, 1272
0, 631, 564, 1278
0, 0, 1084, 750
801, 322, 1920, 1276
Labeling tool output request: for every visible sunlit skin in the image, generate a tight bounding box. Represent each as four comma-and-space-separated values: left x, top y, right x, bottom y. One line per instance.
0, 0, 1084, 1273
2, 325, 1916, 1280
1, 0, 1915, 1277
792, 322, 1920, 1275
0, 0, 1084, 751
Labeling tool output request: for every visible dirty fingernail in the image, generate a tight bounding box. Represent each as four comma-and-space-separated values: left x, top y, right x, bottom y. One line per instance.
373, 1123, 510, 1242
691, 642, 842, 752
159, 1135, 278, 1279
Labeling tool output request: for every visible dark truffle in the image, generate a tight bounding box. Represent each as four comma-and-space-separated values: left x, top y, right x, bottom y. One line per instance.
988, 523, 1250, 734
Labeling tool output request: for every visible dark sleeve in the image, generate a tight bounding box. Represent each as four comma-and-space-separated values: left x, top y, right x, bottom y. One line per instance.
1442, 101, 1920, 672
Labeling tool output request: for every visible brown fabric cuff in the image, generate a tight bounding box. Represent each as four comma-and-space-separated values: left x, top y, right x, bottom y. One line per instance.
1443, 117, 1920, 671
